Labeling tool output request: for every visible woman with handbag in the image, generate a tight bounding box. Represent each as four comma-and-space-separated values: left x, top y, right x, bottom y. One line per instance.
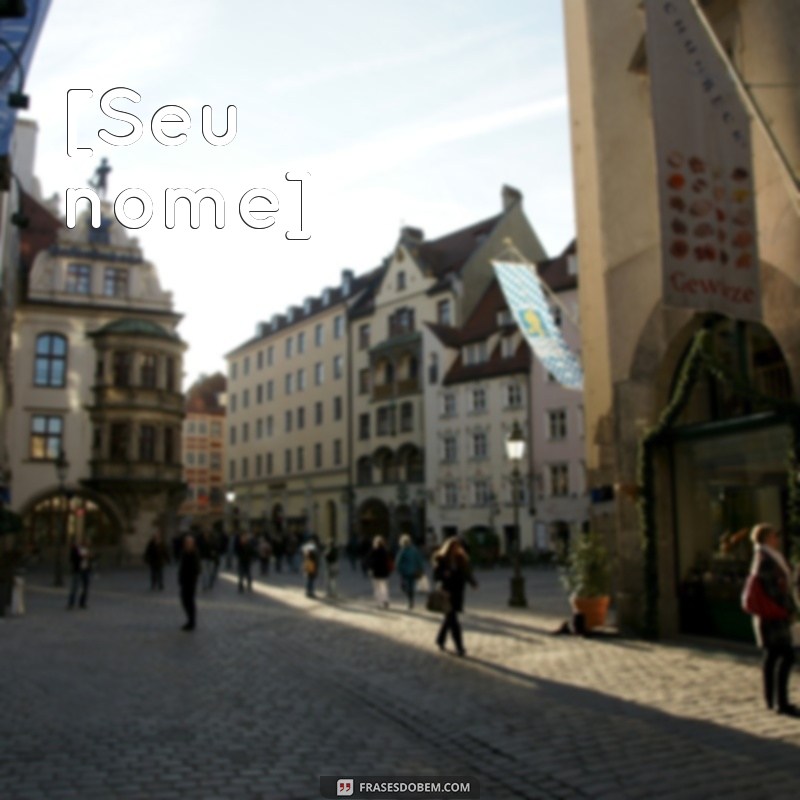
433, 536, 477, 656
747, 523, 798, 716
396, 534, 426, 610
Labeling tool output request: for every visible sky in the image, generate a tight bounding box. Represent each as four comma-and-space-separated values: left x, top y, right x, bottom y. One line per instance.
22, 0, 574, 386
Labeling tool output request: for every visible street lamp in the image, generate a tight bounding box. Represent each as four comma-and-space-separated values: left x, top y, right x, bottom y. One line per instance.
53, 449, 69, 587
505, 421, 527, 607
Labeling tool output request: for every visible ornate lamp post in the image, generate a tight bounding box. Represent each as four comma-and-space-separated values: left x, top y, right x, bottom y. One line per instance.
505, 421, 527, 607
53, 449, 69, 587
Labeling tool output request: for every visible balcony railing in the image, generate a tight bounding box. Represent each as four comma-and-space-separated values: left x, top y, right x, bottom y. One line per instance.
89, 460, 184, 484
91, 385, 185, 414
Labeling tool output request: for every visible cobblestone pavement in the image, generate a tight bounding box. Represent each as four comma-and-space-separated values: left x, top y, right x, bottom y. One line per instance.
1, 563, 799, 800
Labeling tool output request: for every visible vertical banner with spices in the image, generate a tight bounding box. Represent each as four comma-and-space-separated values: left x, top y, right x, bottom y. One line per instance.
645, 0, 761, 321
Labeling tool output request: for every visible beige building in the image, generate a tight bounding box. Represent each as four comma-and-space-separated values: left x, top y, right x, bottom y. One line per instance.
351, 186, 546, 547
564, 0, 800, 638
225, 269, 378, 542
7, 190, 186, 566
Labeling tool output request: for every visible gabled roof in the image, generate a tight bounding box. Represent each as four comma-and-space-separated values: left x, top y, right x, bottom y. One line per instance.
186, 372, 226, 415
415, 213, 503, 278
537, 239, 577, 293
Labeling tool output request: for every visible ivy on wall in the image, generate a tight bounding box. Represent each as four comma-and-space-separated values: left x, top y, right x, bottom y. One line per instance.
636, 328, 800, 639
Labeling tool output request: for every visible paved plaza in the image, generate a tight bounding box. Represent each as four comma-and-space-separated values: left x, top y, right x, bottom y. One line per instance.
1, 563, 799, 799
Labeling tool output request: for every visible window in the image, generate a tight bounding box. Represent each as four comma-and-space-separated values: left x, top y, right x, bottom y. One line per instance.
164, 427, 175, 464
396, 271, 406, 290
140, 354, 157, 388
315, 323, 324, 347
297, 368, 306, 391
256, 384, 263, 404
359, 324, 370, 350
285, 449, 292, 473
471, 388, 487, 413
359, 413, 370, 440
242, 422, 249, 442
472, 430, 488, 460
34, 334, 67, 387
464, 342, 488, 365
501, 336, 516, 359
285, 373, 293, 395
241, 457, 249, 479
333, 315, 344, 339
65, 263, 91, 294
443, 482, 458, 508
257, 350, 264, 370
230, 361, 238, 381
315, 362, 324, 385
186, 451, 196, 466
359, 368, 370, 395
255, 453, 263, 477
230, 393, 237, 413
297, 331, 306, 354
285, 337, 293, 358
550, 463, 570, 496
242, 389, 250, 409
285, 410, 293, 433
229, 426, 236, 445
333, 355, 343, 380
297, 407, 305, 429
267, 380, 274, 401
110, 422, 129, 461
266, 452, 273, 475
165, 357, 176, 392
112, 351, 132, 388
442, 435, 457, 463
473, 479, 491, 507
30, 414, 63, 460
103, 267, 128, 298
377, 406, 395, 436
389, 307, 414, 337
267, 346, 274, 366
357, 456, 372, 485
139, 425, 156, 462
243, 356, 250, 376
210, 421, 221, 437
333, 439, 342, 465
266, 415, 273, 437
229, 460, 236, 481
507, 383, 523, 409
315, 401, 323, 425
428, 354, 439, 385
256, 418, 263, 439
400, 401, 413, 432
497, 309, 513, 327
210, 452, 221, 470
548, 409, 567, 440
442, 393, 456, 417
297, 446, 304, 472
437, 299, 451, 325
333, 396, 342, 421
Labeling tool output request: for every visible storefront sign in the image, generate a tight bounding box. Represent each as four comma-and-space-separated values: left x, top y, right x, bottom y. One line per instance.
645, 0, 761, 321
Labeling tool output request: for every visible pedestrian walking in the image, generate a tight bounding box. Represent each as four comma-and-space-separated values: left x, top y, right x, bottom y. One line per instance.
235, 531, 255, 592
433, 536, 478, 656
745, 523, 798, 716
325, 542, 340, 598
143, 531, 169, 591
396, 534, 426, 610
67, 536, 93, 610
366, 535, 393, 608
303, 545, 319, 598
178, 535, 201, 631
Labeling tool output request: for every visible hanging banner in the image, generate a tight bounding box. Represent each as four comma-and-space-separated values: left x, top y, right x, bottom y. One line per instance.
0, 0, 52, 181
492, 260, 583, 391
645, 0, 760, 321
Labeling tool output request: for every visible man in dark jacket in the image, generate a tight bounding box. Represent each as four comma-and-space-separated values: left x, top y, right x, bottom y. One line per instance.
179, 536, 202, 631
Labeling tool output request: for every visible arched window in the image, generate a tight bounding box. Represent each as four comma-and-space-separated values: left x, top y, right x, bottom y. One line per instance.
34, 333, 67, 387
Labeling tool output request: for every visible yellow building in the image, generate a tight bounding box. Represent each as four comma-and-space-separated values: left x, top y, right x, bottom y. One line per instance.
564, 0, 800, 638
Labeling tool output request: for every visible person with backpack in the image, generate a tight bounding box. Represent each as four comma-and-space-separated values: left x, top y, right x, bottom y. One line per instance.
744, 523, 798, 716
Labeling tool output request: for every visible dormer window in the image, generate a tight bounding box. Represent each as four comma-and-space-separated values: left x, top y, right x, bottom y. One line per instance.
463, 342, 488, 366
396, 271, 406, 291
103, 267, 128, 298
322, 288, 331, 306
497, 309, 513, 327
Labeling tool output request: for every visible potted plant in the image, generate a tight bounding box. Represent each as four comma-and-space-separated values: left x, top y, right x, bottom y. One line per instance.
561, 530, 612, 631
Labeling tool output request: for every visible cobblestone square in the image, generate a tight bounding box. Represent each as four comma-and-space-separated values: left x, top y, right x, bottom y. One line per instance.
1, 565, 799, 799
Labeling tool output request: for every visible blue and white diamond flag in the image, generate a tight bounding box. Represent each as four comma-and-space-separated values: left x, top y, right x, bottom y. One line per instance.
492, 260, 584, 391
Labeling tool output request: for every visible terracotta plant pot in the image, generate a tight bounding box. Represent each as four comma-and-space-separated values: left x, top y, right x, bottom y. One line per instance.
571, 595, 610, 631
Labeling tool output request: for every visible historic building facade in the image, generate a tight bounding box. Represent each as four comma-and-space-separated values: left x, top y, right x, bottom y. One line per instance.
564, 0, 800, 638
7, 193, 186, 564
179, 372, 227, 531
